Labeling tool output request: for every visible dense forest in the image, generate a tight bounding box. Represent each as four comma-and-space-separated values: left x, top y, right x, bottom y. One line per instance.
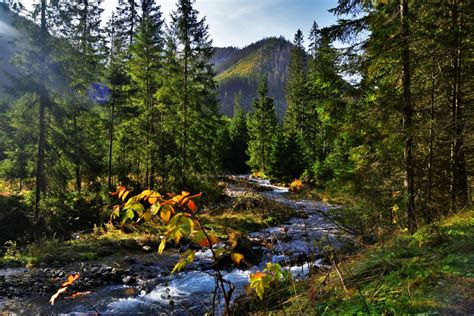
0, 0, 472, 314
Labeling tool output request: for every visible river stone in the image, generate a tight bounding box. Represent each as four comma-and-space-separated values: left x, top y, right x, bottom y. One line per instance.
122, 275, 134, 285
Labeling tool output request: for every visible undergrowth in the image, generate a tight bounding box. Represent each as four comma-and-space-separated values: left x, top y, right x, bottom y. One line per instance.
245, 210, 474, 314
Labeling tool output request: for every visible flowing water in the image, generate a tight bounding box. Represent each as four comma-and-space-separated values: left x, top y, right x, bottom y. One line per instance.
0, 176, 344, 315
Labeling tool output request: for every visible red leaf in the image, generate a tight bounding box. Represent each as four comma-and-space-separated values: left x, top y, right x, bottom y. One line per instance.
188, 200, 197, 213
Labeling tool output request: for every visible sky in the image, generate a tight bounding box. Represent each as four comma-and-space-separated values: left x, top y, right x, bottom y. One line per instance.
19, 0, 339, 48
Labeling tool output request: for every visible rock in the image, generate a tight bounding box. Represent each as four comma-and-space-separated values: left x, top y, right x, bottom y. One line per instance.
142, 245, 152, 252
124, 256, 136, 264
122, 275, 135, 285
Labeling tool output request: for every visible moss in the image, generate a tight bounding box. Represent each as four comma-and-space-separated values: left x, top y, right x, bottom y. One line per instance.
200, 192, 297, 234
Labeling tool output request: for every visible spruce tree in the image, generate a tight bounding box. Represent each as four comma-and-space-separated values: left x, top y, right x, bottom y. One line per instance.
247, 76, 278, 173
167, 0, 221, 187
128, 0, 164, 188
226, 93, 249, 174
284, 29, 307, 133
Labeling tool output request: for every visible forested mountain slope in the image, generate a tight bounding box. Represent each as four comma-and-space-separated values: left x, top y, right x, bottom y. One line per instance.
212, 37, 292, 117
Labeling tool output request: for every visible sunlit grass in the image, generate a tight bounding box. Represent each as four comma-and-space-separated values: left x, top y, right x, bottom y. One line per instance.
246, 210, 474, 314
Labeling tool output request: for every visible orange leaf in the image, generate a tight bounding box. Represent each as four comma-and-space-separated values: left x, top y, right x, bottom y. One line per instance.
148, 192, 161, 205
61, 274, 80, 287
188, 200, 197, 213
210, 234, 219, 245
198, 238, 210, 247
189, 193, 202, 199
160, 205, 174, 223
160, 199, 175, 206
250, 271, 266, 280
180, 197, 190, 206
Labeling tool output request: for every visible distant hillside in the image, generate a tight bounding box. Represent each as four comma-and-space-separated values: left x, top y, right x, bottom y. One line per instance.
212, 37, 292, 117
0, 3, 22, 96
1, 8, 292, 118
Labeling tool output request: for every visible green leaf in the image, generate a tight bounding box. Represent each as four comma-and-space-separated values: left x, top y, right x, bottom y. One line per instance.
158, 238, 166, 255
132, 203, 145, 217
150, 203, 161, 215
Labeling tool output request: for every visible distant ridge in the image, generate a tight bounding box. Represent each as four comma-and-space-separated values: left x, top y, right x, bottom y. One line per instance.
212, 37, 292, 117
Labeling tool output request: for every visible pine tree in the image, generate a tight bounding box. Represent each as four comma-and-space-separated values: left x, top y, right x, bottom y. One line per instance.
167, 0, 221, 187
128, 0, 164, 188
268, 128, 305, 182
225, 93, 249, 173
284, 29, 307, 133
105, 12, 129, 189
114, 0, 139, 50
247, 76, 278, 173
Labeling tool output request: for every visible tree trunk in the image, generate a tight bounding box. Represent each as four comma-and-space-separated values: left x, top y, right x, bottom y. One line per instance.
426, 58, 436, 224
108, 85, 116, 190
34, 0, 47, 221
182, 37, 189, 188
400, 0, 416, 233
73, 112, 81, 193
450, 0, 468, 209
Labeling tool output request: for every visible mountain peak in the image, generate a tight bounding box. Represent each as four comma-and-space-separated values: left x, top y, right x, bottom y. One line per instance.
212, 37, 292, 117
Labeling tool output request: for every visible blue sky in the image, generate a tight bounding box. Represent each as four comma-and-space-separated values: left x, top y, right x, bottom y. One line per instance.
20, 0, 339, 48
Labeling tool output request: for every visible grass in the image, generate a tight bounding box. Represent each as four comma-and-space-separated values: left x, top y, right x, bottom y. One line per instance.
0, 223, 164, 267
245, 209, 474, 314
201, 191, 298, 235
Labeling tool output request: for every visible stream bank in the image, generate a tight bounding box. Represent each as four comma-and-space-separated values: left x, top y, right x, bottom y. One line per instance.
0, 175, 349, 315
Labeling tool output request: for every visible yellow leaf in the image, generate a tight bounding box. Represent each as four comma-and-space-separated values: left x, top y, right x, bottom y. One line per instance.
160, 205, 173, 223
121, 190, 130, 201
158, 238, 166, 255
231, 252, 244, 265
118, 188, 126, 199
140, 189, 152, 199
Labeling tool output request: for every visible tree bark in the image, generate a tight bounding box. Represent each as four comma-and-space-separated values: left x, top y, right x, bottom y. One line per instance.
400, 0, 416, 233
449, 0, 468, 209
34, 0, 47, 221
108, 85, 115, 190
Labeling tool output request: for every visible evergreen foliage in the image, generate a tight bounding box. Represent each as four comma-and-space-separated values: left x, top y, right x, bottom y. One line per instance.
247, 77, 278, 174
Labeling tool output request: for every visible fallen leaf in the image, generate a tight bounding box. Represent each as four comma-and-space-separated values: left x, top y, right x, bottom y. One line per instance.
50, 287, 67, 305
61, 274, 80, 287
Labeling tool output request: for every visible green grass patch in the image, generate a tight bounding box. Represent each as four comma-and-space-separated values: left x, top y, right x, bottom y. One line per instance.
248, 210, 474, 314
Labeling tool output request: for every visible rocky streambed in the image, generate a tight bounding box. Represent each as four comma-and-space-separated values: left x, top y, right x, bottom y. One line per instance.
0, 176, 347, 315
